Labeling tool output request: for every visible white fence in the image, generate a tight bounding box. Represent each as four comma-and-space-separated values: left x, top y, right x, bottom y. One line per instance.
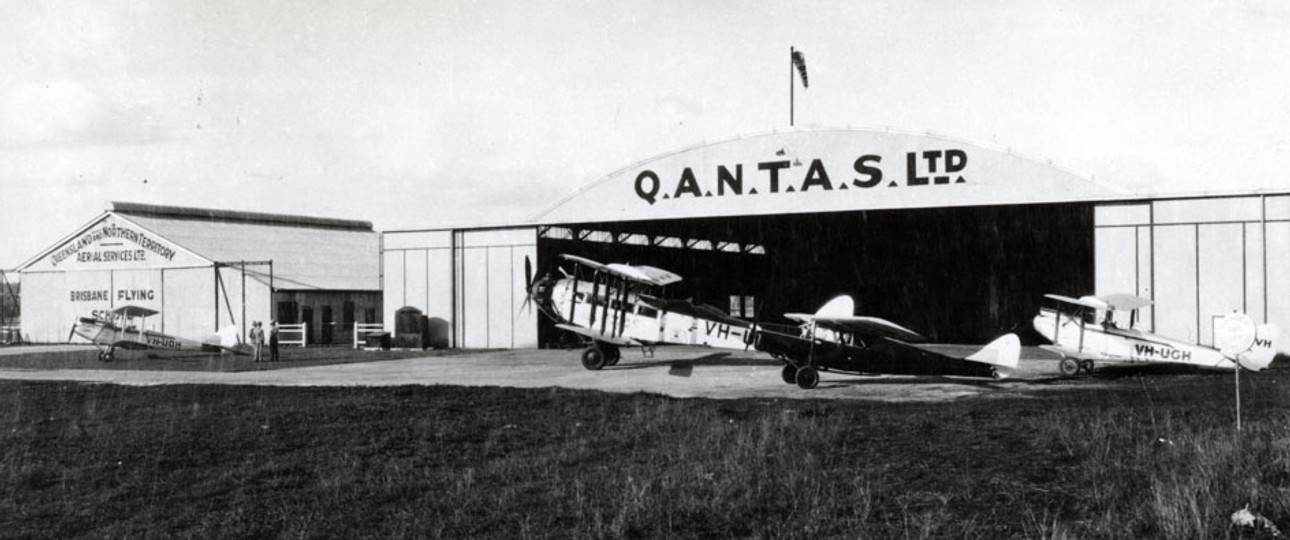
352, 323, 385, 349
278, 323, 307, 347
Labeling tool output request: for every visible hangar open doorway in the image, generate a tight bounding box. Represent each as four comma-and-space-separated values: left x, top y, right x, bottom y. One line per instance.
537, 201, 1093, 347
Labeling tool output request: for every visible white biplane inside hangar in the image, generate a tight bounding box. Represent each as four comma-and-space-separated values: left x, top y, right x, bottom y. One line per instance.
1034, 293, 1279, 376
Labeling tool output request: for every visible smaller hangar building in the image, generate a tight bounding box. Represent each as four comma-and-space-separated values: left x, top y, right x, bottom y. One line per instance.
16, 202, 381, 345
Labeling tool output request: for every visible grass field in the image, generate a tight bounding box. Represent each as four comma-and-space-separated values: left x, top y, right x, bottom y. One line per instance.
2, 370, 1288, 538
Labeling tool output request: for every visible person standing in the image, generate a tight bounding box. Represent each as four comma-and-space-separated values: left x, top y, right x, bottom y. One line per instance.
269, 321, 280, 362
249, 321, 265, 363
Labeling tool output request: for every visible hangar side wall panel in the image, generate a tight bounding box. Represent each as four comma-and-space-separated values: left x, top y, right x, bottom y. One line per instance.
426, 249, 453, 341
1244, 224, 1265, 325
383, 231, 451, 250
1196, 224, 1244, 346
1153, 225, 1199, 343
459, 248, 489, 348
1094, 227, 1138, 328
1268, 223, 1290, 345
485, 247, 514, 348
455, 229, 536, 349
382, 251, 405, 332
1136, 226, 1154, 331
381, 245, 454, 343
405, 250, 428, 320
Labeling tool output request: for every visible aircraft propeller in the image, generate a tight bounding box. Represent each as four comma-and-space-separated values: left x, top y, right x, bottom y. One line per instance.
66, 324, 77, 344
516, 255, 538, 318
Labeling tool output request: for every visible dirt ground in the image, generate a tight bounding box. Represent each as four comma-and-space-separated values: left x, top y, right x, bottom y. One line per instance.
0, 343, 1098, 402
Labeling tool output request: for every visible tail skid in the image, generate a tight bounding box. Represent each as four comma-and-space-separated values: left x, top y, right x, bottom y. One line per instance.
965, 334, 1021, 369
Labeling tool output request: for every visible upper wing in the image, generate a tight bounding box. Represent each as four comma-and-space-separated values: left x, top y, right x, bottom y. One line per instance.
1098, 293, 1153, 311
112, 305, 160, 318
1043, 294, 1107, 310
786, 315, 927, 344
559, 254, 682, 287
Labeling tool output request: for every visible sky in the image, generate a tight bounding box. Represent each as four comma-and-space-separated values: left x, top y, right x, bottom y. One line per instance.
2, 0, 1288, 270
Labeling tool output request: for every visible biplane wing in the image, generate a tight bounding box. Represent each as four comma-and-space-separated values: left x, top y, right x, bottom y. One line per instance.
112, 305, 160, 318
787, 315, 927, 344
1039, 344, 1101, 361
783, 295, 926, 343
1098, 293, 1153, 311
1043, 293, 1108, 310
559, 254, 682, 287
555, 323, 641, 347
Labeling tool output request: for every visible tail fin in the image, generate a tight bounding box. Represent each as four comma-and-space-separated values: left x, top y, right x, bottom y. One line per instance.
1236, 325, 1279, 371
1214, 313, 1278, 371
966, 333, 1021, 369
815, 295, 855, 318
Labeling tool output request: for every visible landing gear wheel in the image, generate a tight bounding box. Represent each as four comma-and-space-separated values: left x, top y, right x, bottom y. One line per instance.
99, 351, 114, 363
1079, 359, 1094, 374
795, 366, 820, 390
990, 368, 1001, 380
781, 364, 798, 385
604, 346, 621, 367
581, 346, 607, 370
1059, 357, 1080, 377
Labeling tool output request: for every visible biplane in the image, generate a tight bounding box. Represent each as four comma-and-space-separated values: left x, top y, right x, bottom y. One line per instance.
1034, 293, 1279, 376
70, 305, 248, 361
752, 295, 1022, 389
525, 254, 755, 369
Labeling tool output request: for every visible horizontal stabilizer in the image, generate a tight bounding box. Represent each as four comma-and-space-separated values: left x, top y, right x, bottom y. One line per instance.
965, 334, 1021, 368
206, 325, 251, 354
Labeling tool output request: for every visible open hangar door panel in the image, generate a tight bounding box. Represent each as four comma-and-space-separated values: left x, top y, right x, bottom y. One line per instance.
538, 202, 1092, 346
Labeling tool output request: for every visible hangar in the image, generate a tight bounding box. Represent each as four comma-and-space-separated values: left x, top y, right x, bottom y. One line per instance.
16, 202, 381, 346
383, 128, 1290, 355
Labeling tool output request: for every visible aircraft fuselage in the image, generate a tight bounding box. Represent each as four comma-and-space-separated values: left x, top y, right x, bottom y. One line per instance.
1033, 308, 1234, 369
548, 278, 750, 350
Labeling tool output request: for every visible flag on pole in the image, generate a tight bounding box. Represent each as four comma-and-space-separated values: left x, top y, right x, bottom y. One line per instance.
792, 50, 809, 88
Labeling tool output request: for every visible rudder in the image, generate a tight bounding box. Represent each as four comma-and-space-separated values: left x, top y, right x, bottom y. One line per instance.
1237, 325, 1279, 371
966, 333, 1021, 369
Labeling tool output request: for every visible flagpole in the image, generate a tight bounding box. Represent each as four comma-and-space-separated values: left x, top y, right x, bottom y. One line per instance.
789, 46, 795, 127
